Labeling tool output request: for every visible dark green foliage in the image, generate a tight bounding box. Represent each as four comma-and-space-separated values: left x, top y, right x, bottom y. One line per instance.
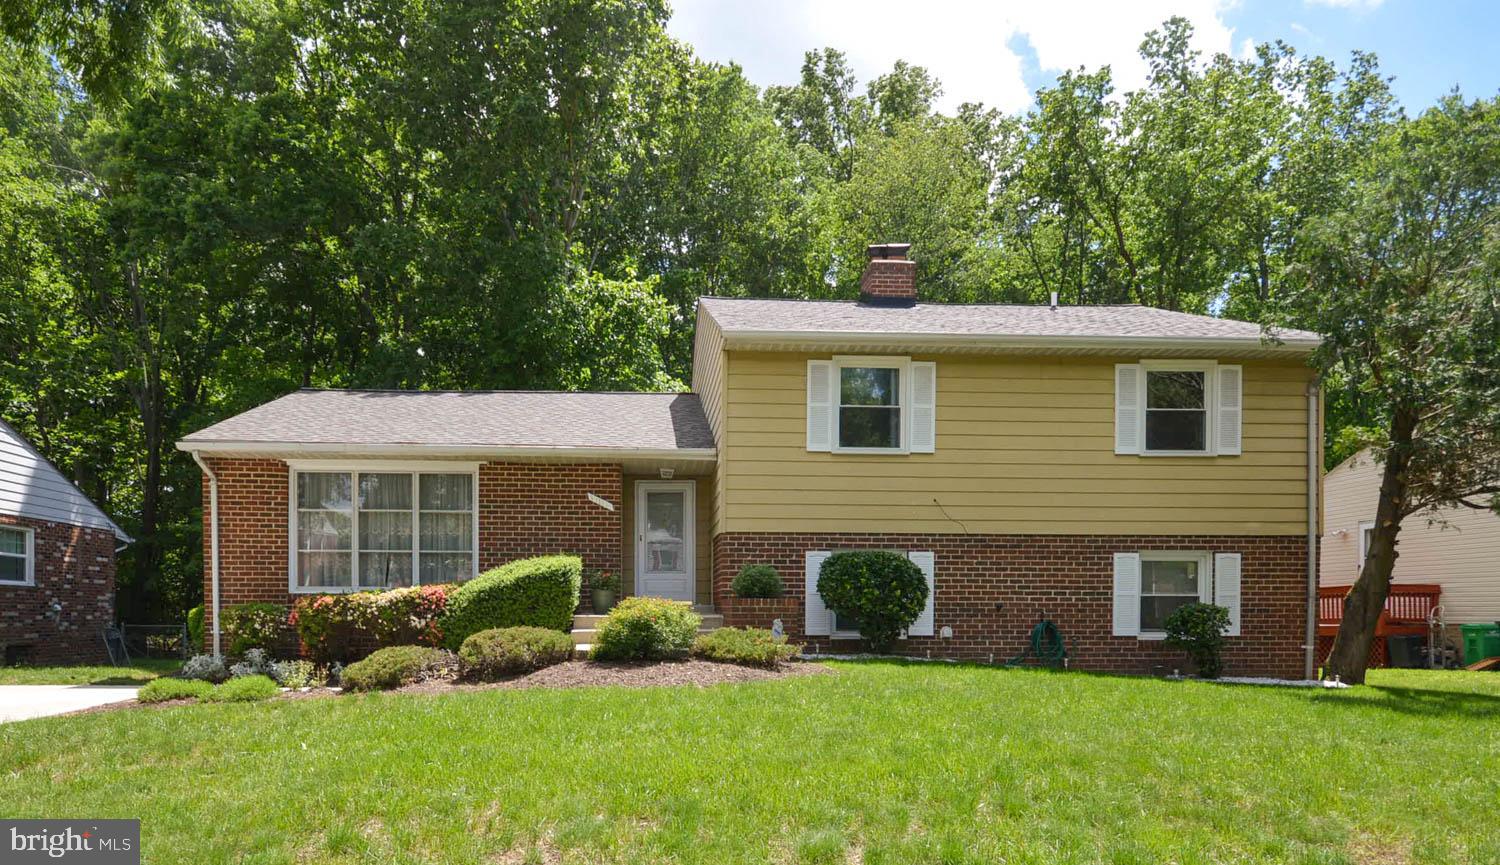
817, 551, 927, 653
221, 603, 290, 657
731, 564, 785, 599
691, 627, 800, 668
186, 605, 204, 652
340, 647, 457, 692
458, 627, 575, 680
440, 556, 582, 650
137, 677, 213, 703
204, 675, 280, 703
589, 597, 701, 662
1164, 603, 1232, 679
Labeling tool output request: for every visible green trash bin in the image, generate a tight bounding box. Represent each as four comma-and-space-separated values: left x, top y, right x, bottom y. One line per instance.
1460, 623, 1500, 666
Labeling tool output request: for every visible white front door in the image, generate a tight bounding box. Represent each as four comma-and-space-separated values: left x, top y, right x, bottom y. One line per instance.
635, 481, 695, 601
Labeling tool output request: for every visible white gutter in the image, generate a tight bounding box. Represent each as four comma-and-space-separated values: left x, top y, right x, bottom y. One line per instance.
1304, 383, 1320, 680
189, 451, 222, 658
174, 441, 717, 461
719, 330, 1323, 355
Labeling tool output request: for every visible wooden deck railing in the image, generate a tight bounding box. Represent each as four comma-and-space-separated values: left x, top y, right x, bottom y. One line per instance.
1317, 583, 1442, 637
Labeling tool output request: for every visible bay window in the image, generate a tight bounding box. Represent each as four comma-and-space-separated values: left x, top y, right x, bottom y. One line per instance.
292, 466, 475, 592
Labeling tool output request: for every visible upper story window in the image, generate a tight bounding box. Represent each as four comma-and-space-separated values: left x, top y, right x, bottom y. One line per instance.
838, 361, 903, 450
1115, 361, 1241, 457
292, 465, 476, 593
807, 357, 936, 454
0, 526, 34, 586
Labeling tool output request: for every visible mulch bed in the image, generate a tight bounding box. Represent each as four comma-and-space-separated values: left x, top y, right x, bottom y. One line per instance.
397, 659, 834, 695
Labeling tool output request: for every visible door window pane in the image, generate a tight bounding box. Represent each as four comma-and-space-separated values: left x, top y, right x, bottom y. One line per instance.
645, 491, 686, 573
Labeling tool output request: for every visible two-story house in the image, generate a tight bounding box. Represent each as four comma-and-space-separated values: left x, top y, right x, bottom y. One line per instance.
179, 243, 1322, 676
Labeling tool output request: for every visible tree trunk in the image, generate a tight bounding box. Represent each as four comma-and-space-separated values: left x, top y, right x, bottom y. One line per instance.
1323, 410, 1416, 684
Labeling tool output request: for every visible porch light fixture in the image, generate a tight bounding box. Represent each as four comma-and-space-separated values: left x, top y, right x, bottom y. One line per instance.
659, 468, 675, 479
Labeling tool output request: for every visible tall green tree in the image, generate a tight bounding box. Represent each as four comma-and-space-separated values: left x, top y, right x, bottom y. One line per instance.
1279, 95, 1500, 684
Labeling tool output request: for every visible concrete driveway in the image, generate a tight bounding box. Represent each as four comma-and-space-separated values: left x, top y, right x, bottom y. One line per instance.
0, 685, 139, 722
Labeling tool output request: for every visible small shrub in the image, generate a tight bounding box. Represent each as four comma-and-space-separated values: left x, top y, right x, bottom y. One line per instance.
291, 593, 370, 664
271, 659, 320, 689
587, 569, 620, 593
340, 646, 457, 692
440, 555, 582, 649
180, 653, 229, 683
732, 564, 785, 599
817, 551, 927, 653
229, 648, 276, 679
459, 627, 574, 680
589, 597, 701, 662
205, 674, 280, 702
692, 627, 800, 668
138, 678, 213, 703
186, 605, 204, 652
1164, 602, 1232, 679
222, 602, 290, 657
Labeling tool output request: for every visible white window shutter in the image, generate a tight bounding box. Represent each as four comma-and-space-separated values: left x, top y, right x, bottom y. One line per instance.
908, 362, 937, 453
905, 551, 936, 636
807, 360, 833, 452
804, 550, 833, 636
1115, 364, 1142, 455
1112, 552, 1141, 636
1216, 365, 1243, 456
1214, 552, 1242, 636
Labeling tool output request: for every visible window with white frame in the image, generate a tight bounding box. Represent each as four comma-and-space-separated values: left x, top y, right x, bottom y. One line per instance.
293, 468, 475, 591
1145, 367, 1209, 453
1138, 551, 1210, 634
0, 526, 33, 585
1358, 521, 1375, 572
837, 360, 903, 450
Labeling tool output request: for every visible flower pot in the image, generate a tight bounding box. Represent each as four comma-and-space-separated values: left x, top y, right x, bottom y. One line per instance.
591, 588, 617, 614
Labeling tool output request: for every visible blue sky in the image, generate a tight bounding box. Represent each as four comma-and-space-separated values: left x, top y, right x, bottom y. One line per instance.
668, 1, 1500, 115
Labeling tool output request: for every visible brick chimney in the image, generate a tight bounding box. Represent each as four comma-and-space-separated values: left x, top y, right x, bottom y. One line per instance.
859, 242, 916, 307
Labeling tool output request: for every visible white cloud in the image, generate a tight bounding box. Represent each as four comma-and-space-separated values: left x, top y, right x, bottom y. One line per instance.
667, 0, 1239, 114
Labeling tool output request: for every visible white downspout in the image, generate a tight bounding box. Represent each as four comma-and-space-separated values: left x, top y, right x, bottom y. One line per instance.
1304, 383, 1320, 680
190, 451, 222, 658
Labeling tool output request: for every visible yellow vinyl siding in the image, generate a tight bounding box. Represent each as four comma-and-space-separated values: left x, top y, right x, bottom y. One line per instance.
689, 306, 728, 538
721, 351, 1312, 536
621, 474, 715, 604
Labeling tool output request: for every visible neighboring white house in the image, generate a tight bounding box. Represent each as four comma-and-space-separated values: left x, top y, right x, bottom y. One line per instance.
1322, 447, 1500, 628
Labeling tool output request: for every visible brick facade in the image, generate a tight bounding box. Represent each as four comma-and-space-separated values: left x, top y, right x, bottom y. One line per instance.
200, 458, 625, 643
0, 513, 116, 665
714, 532, 1308, 678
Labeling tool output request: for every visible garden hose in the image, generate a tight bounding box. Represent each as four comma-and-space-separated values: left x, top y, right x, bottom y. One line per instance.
1005, 618, 1070, 667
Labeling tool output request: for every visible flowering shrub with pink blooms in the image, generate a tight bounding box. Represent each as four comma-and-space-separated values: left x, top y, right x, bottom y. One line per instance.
290, 585, 455, 663
365, 584, 452, 647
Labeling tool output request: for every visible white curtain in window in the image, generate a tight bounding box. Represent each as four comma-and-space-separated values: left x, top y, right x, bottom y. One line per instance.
297, 472, 353, 587
420, 474, 473, 583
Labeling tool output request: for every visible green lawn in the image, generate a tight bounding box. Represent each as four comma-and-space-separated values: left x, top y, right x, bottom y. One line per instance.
2, 663, 1496, 864
0, 657, 181, 685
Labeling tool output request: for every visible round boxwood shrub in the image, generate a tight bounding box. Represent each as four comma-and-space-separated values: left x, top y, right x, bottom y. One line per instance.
589, 597, 701, 662
340, 646, 457, 692
458, 626, 574, 680
731, 564, 785, 599
1164, 602, 1232, 679
691, 627, 800, 668
138, 677, 214, 703
440, 555, 582, 650
817, 551, 928, 653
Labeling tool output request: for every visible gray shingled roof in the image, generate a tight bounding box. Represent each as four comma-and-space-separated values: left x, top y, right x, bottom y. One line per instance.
699, 298, 1320, 347
179, 390, 714, 452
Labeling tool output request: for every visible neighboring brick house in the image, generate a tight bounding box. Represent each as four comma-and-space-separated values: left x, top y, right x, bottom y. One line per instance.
1, 419, 129, 665
179, 242, 1324, 677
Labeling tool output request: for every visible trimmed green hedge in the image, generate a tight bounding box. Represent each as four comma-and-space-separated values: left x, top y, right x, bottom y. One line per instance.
341, 646, 456, 692
589, 597, 700, 661
204, 675, 280, 702
458, 627, 574, 680
817, 551, 927, 653
138, 678, 214, 703
692, 627, 800, 668
440, 555, 582, 649
222, 602, 290, 657
731, 564, 785, 599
